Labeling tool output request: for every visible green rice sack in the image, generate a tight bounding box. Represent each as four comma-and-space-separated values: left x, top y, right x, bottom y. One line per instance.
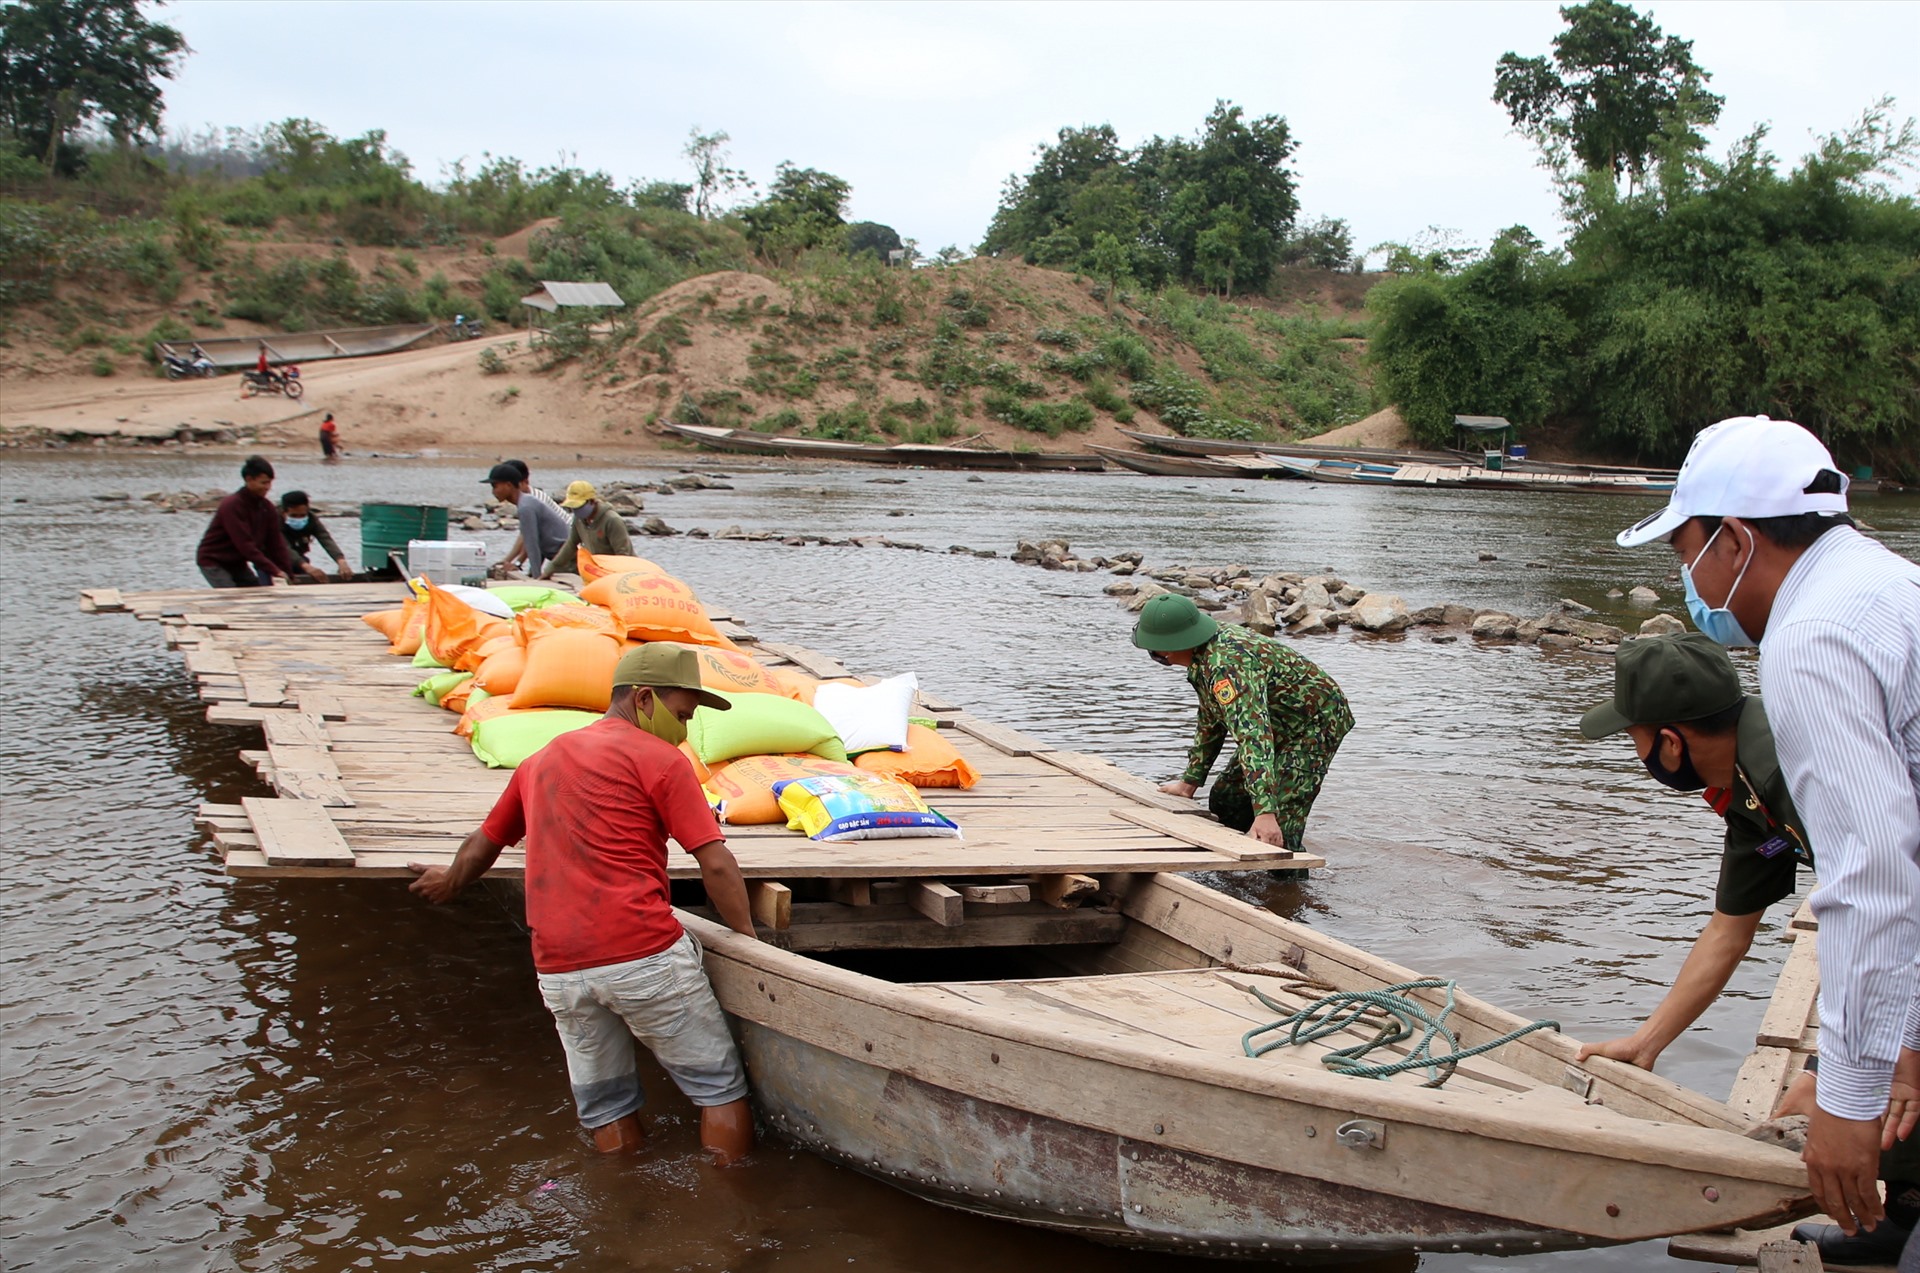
468, 708, 600, 769
688, 690, 847, 766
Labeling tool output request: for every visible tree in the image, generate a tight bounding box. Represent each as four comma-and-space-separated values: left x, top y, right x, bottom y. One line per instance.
1493, 0, 1722, 191
739, 162, 850, 262
1137, 101, 1298, 293
0, 0, 187, 172
683, 127, 752, 219
980, 124, 1127, 259
1088, 231, 1131, 311
844, 220, 902, 261
1279, 216, 1354, 270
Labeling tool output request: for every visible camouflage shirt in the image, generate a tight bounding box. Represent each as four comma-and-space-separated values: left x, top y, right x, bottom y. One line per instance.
1181, 625, 1354, 814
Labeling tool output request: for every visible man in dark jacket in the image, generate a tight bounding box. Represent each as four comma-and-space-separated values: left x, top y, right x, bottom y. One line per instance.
197, 456, 293, 587
279, 490, 353, 582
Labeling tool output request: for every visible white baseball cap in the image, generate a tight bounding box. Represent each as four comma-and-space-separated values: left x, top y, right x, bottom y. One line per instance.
1615, 415, 1850, 547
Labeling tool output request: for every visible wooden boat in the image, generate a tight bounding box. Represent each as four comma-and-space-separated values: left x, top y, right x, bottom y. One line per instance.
663, 423, 1105, 472
1118, 428, 1457, 467
82, 582, 1813, 1260
1088, 445, 1302, 479
681, 871, 1808, 1259
152, 323, 441, 368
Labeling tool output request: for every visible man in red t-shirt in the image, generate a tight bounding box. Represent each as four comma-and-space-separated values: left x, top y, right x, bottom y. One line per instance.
409, 645, 758, 1161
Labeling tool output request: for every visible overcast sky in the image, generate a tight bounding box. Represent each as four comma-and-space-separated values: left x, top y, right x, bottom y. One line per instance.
160, 1, 1919, 262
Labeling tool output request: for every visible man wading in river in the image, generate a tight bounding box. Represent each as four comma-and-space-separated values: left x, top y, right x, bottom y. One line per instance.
1133, 593, 1352, 850
407, 645, 759, 1162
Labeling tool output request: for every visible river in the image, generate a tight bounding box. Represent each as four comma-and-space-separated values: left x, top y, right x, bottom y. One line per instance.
4, 451, 1915, 1272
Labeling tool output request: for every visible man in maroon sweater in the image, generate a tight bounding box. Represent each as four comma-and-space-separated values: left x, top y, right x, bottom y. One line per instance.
197, 455, 294, 587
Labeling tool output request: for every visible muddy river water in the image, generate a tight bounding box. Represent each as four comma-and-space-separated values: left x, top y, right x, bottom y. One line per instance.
3, 451, 1916, 1273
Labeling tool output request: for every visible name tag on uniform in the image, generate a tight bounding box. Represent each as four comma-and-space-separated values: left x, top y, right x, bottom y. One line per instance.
1753, 835, 1792, 859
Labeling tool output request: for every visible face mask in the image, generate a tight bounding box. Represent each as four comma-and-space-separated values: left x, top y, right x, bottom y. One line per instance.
575, 502, 595, 521
634, 691, 688, 746
1149, 651, 1172, 666
1682, 523, 1756, 646
284, 515, 309, 530
1642, 730, 1707, 791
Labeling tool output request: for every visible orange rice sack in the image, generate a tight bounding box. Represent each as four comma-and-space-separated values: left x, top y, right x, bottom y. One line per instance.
455, 694, 516, 738
854, 723, 981, 790
513, 603, 624, 646
383, 597, 427, 656
578, 570, 738, 649
474, 644, 528, 696
509, 628, 623, 711
363, 606, 408, 641
645, 641, 786, 697
701, 753, 863, 825
578, 547, 667, 582
425, 586, 513, 671
440, 680, 479, 715
678, 741, 711, 783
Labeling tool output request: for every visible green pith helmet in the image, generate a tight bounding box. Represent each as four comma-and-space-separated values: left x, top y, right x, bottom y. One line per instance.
1131, 593, 1219, 652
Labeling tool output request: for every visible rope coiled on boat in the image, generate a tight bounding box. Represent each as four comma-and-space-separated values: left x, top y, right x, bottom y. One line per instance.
1240, 978, 1560, 1088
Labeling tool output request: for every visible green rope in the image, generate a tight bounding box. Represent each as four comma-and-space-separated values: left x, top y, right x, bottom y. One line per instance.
1240, 978, 1560, 1088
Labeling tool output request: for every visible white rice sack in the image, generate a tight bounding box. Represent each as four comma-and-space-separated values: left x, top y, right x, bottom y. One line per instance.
812, 672, 917, 755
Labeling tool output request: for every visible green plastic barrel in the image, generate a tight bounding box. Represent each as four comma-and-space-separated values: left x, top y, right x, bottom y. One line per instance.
360, 503, 449, 572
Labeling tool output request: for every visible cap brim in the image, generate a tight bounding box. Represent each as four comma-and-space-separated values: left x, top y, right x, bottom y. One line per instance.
691, 688, 732, 712
1615, 502, 1689, 548
561, 500, 586, 508
1579, 700, 1634, 740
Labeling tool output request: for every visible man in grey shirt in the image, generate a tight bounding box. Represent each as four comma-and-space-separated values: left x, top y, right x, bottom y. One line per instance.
1617, 415, 1920, 1267
485, 462, 571, 578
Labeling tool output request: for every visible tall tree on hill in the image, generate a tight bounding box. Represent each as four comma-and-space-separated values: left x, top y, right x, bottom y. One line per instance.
1137, 102, 1299, 298
1493, 0, 1722, 193
683, 127, 753, 220
980, 124, 1129, 261
740, 162, 851, 264
0, 0, 187, 173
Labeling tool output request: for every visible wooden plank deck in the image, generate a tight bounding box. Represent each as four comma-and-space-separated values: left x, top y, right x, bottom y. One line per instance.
94, 583, 1325, 897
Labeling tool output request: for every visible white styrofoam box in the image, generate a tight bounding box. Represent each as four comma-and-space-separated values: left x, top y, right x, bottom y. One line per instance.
407, 539, 488, 585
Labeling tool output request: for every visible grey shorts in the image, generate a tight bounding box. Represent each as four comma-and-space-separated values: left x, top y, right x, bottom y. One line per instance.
536, 931, 748, 1128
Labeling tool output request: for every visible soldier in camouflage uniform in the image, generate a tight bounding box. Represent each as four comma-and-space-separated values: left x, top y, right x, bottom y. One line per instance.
1132, 593, 1353, 850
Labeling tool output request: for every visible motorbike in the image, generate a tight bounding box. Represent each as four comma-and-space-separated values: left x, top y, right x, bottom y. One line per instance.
448, 315, 485, 341
161, 352, 218, 380
240, 366, 303, 399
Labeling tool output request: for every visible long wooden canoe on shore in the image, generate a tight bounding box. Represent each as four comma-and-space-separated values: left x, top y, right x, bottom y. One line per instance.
662, 422, 1106, 472
81, 581, 1812, 1260
1087, 445, 1305, 480
153, 323, 442, 368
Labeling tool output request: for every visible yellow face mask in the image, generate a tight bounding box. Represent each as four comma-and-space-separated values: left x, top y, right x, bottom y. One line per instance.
636, 691, 687, 747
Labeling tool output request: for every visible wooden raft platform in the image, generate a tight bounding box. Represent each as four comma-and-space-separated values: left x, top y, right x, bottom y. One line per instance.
84, 582, 1326, 950
1669, 904, 1900, 1272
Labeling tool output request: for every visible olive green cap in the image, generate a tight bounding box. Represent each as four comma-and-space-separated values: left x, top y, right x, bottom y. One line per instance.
1131, 593, 1219, 652
1580, 632, 1743, 739
612, 644, 731, 712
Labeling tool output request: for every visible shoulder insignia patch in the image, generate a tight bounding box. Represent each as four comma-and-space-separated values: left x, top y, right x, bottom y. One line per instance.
1212, 677, 1238, 706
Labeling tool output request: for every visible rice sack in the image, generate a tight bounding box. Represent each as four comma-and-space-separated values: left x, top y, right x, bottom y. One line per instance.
854, 722, 981, 789
469, 708, 600, 768
576, 548, 667, 581
774, 773, 961, 842
702, 753, 864, 824
812, 672, 917, 754
688, 690, 848, 766
578, 569, 737, 649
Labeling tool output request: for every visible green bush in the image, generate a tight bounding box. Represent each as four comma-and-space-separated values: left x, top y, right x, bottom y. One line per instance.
754, 407, 803, 433
90, 354, 114, 376
807, 403, 881, 442
984, 392, 1095, 437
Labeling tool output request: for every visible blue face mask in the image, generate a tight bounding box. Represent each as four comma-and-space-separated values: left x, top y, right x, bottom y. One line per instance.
284, 514, 310, 530
1681, 523, 1755, 646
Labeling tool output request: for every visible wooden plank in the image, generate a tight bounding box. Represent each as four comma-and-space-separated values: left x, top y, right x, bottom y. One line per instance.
1790, 898, 1817, 932
78, 587, 125, 612
748, 881, 792, 930
1756, 1240, 1823, 1272
909, 881, 964, 927
1111, 805, 1299, 864
185, 647, 238, 677
959, 883, 1030, 904
1726, 1046, 1795, 1123
737, 908, 1125, 952
825, 879, 871, 906
261, 713, 329, 751
1756, 933, 1819, 1049
298, 690, 348, 721
243, 673, 290, 707
1040, 750, 1205, 815
1035, 873, 1099, 908
951, 713, 1052, 756
242, 797, 355, 867
755, 642, 851, 680
206, 702, 268, 728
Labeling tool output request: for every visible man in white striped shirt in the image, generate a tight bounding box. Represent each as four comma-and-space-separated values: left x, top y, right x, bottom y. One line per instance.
1618, 415, 1920, 1265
